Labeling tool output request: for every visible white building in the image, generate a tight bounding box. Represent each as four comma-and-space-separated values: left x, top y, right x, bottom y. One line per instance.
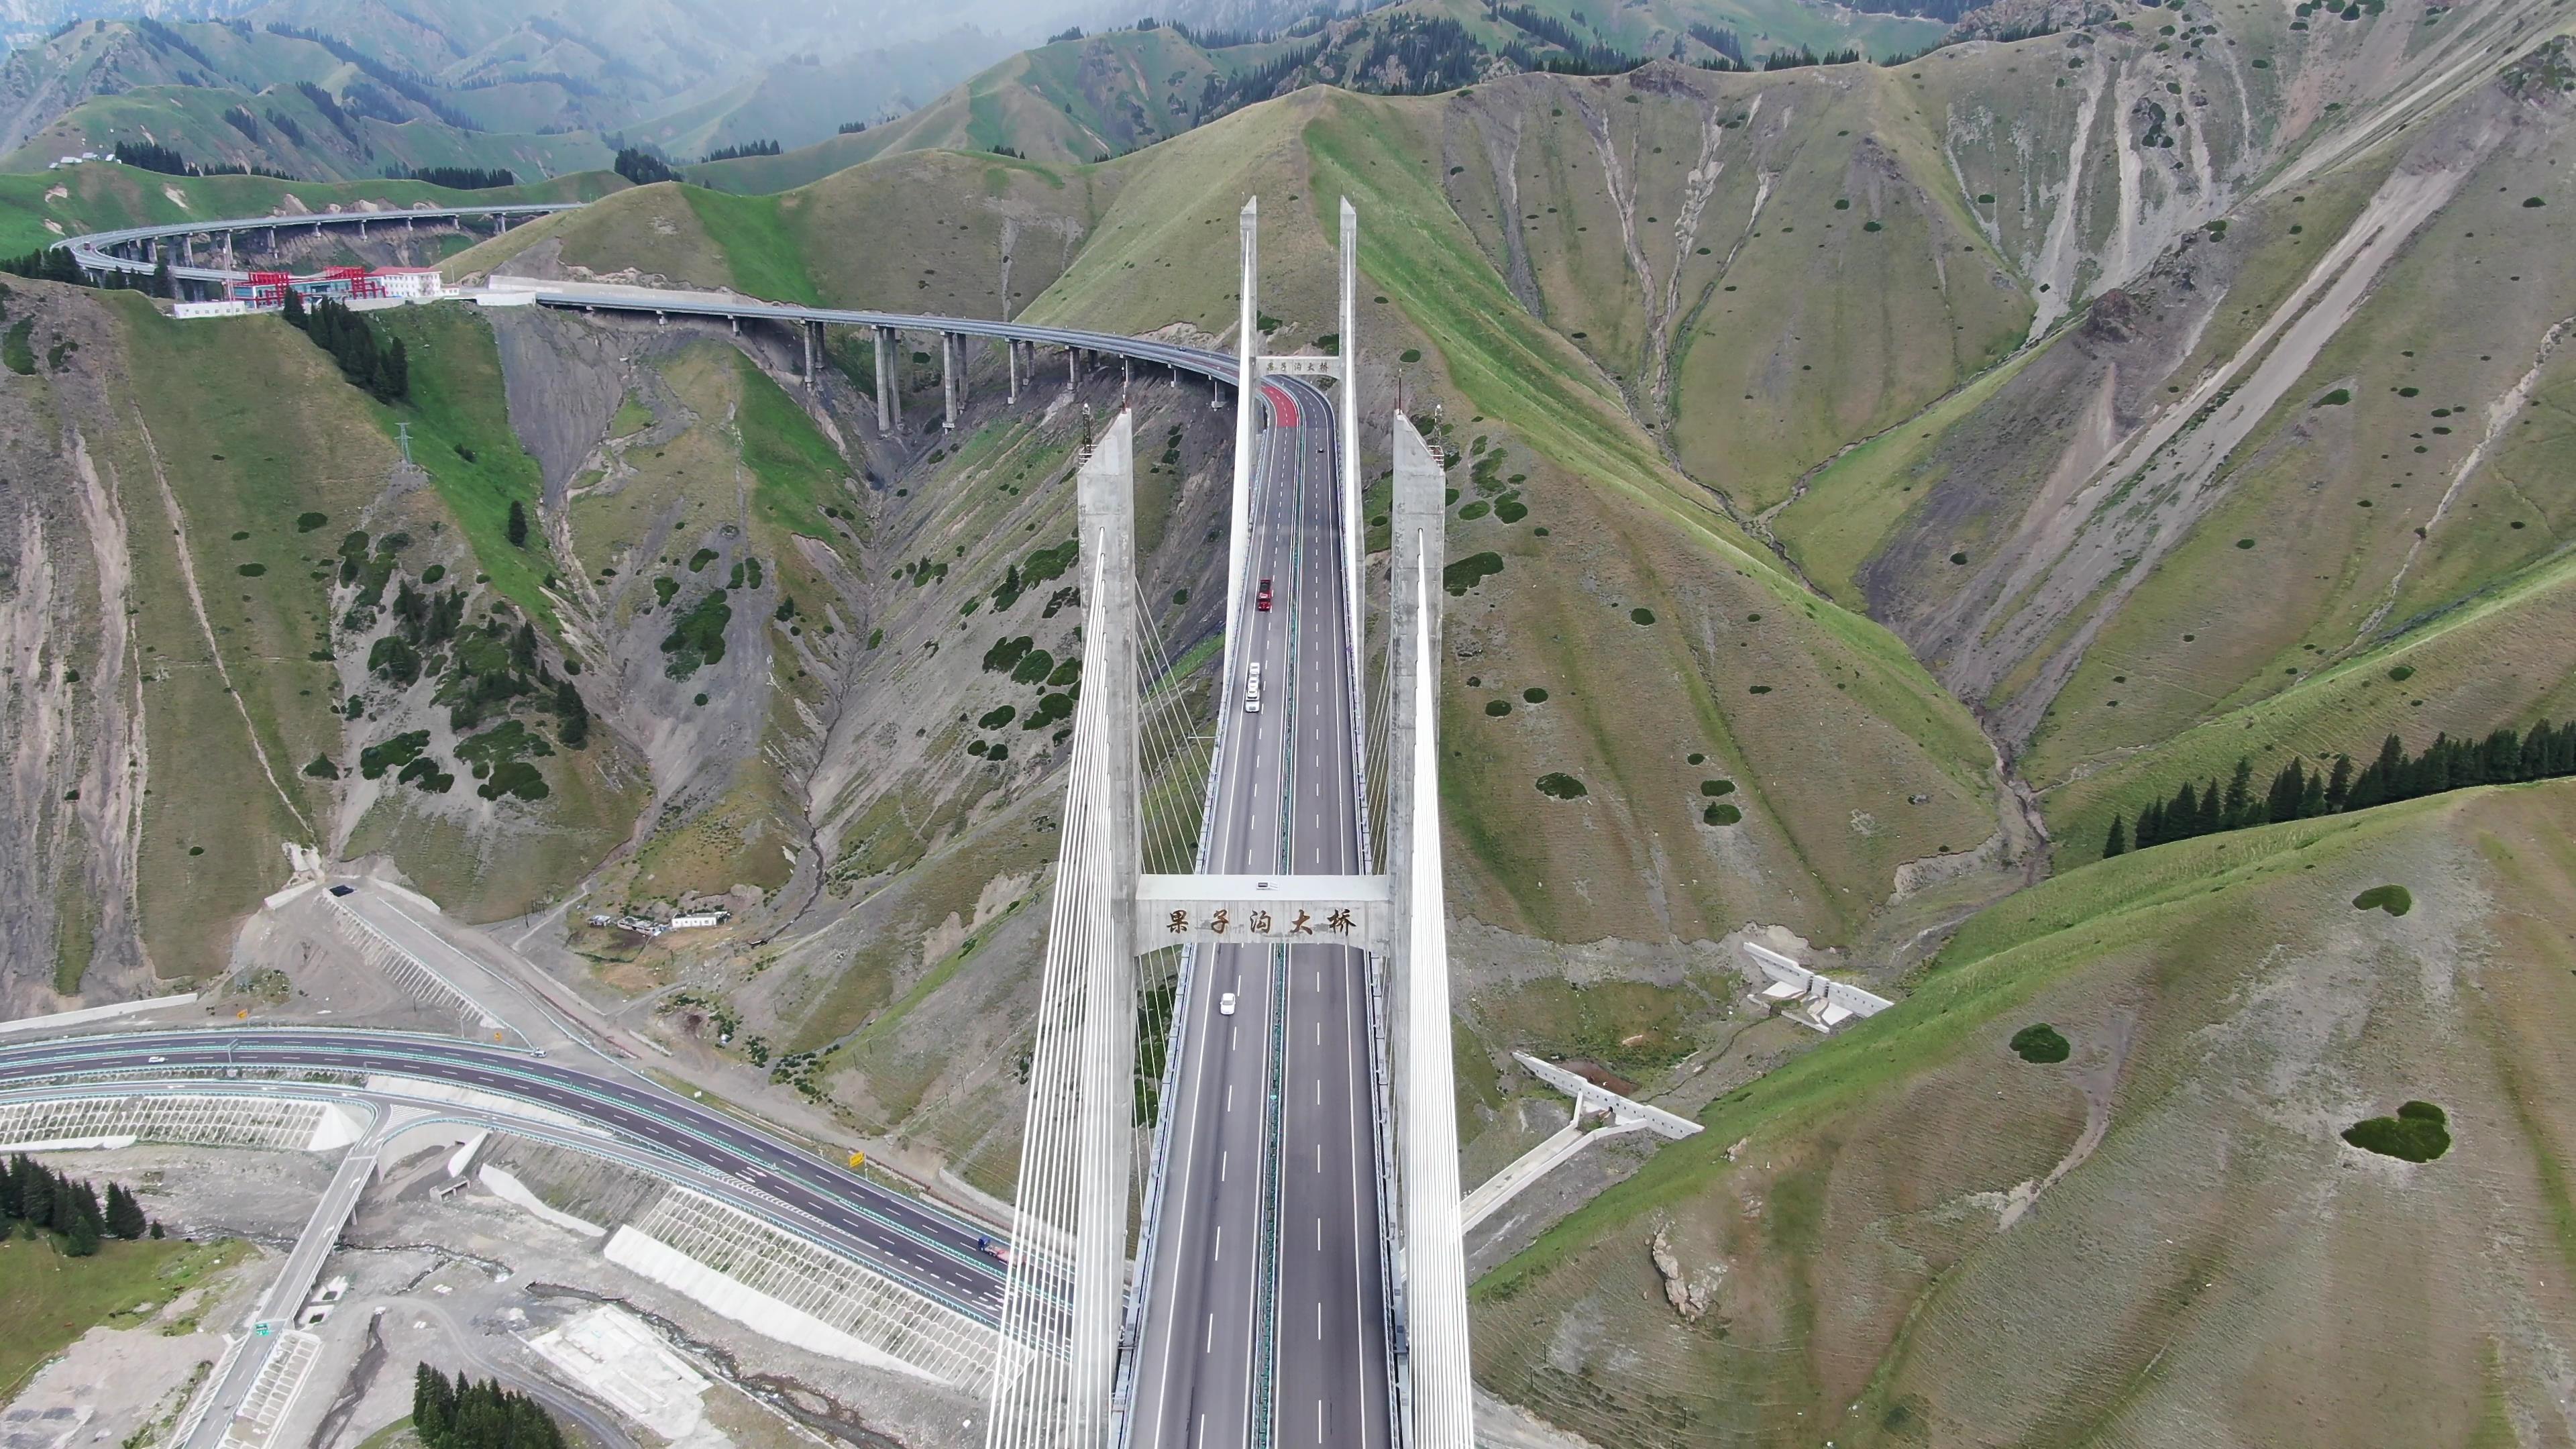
372, 267, 445, 301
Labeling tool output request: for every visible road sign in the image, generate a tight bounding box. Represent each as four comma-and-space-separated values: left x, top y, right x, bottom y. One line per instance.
847, 1151, 866, 1169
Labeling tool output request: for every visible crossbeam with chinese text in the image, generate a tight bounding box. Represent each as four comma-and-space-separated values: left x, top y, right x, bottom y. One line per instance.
1131, 873, 1392, 953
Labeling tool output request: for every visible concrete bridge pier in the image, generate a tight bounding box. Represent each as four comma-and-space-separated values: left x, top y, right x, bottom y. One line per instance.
941, 333, 962, 431
358, 219, 368, 239
1120, 355, 1131, 393
1067, 345, 1078, 390
802, 319, 822, 394
879, 328, 902, 432
1006, 339, 1020, 402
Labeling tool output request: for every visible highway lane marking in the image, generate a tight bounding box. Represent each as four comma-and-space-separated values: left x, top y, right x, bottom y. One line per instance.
1214, 1226, 1222, 1261
1205, 1313, 1214, 1354
1221, 1150, 1228, 1182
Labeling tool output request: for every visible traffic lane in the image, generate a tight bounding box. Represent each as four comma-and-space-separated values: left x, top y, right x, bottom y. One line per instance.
1138, 940, 1274, 1448
1267, 372, 1388, 1439
1131, 394, 1305, 1447
0, 1034, 1010, 1309
1273, 944, 1386, 1448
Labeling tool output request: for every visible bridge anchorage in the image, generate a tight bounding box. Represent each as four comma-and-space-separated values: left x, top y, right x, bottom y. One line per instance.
983, 200, 1471, 1449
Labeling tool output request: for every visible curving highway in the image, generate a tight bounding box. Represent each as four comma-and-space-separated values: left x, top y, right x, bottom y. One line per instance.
0, 1028, 1013, 1324
50, 202, 1245, 387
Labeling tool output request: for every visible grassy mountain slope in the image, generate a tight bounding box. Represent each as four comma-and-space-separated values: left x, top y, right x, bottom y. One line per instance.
445, 161, 1112, 321
691, 28, 1284, 186
0, 276, 655, 1003
0, 163, 621, 259
1758, 21, 2576, 867
0, 19, 615, 180
692, 0, 1955, 193
4, 83, 612, 183
1473, 777, 2576, 1447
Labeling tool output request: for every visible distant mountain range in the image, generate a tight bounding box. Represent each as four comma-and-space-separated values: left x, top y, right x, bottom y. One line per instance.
0, 1, 1061, 180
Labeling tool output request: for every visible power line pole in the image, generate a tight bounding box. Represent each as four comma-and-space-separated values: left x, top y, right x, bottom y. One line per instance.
394, 421, 414, 468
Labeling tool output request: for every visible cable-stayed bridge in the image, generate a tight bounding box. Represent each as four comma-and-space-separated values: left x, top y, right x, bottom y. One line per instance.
47, 194, 1472, 1449
983, 201, 1470, 1449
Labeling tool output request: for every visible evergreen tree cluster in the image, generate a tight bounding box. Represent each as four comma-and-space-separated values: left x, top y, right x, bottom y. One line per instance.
1762, 46, 1864, 69
113, 141, 193, 175
613, 148, 678, 186
413, 1365, 568, 1449
4, 1154, 153, 1254
2, 246, 91, 285
1495, 6, 1644, 74
282, 290, 409, 402
1684, 22, 1747, 61
2102, 720, 2576, 858
700, 140, 782, 164
1372, 16, 1493, 93
1199, 43, 1322, 117
393, 165, 517, 191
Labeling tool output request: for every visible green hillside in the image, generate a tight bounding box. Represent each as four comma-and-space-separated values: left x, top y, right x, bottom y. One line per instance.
693, 0, 1954, 192
1474, 778, 2576, 1446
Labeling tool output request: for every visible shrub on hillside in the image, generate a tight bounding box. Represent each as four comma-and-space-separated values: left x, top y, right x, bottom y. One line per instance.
1536, 772, 1587, 800
2352, 884, 2412, 916
2009, 1023, 2070, 1063
2343, 1101, 2449, 1161
1442, 552, 1504, 596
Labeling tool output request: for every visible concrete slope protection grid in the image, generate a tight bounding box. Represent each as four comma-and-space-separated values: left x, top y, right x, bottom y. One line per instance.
0, 1029, 1011, 1324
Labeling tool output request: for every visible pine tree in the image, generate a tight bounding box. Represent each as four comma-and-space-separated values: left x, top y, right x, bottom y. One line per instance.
380, 337, 409, 401
506, 500, 529, 549
105, 1181, 147, 1240
63, 1212, 99, 1257
2168, 783, 2198, 841
281, 284, 307, 327
2265, 759, 2306, 824
555, 680, 589, 749
151, 259, 174, 299
2136, 801, 2165, 849
2195, 777, 2225, 837
20, 1159, 52, 1228
2222, 757, 2255, 829
2102, 814, 2127, 858
2324, 754, 2352, 813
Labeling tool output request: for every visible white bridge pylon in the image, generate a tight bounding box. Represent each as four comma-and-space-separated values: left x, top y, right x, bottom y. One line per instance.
985, 199, 1472, 1449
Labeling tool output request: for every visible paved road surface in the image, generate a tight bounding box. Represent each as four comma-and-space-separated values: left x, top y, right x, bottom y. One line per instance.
0, 1030, 1010, 1322
1124, 377, 1389, 1448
